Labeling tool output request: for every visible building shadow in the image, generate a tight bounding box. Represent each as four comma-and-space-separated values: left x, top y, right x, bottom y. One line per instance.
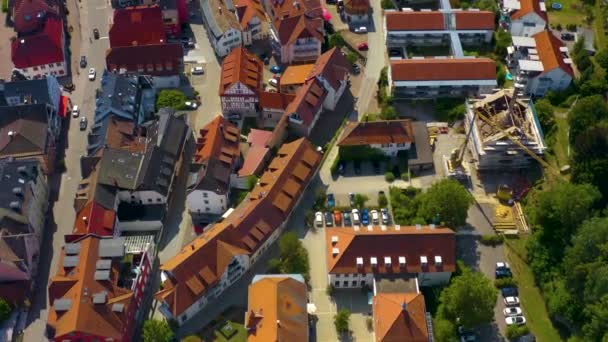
455, 234, 481, 270
334, 288, 372, 315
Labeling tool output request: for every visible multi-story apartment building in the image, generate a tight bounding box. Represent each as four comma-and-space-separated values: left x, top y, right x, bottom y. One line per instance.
503, 0, 547, 37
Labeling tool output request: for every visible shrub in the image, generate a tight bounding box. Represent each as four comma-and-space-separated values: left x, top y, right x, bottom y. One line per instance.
385, 172, 395, 182
346, 51, 358, 64
1, 0, 8, 13
378, 192, 388, 207
494, 277, 517, 289
566, 24, 577, 32
401, 172, 409, 181
0, 299, 10, 323
366, 317, 373, 331
381, 0, 394, 9
556, 23, 563, 31
506, 325, 530, 340
480, 234, 504, 246
326, 284, 335, 296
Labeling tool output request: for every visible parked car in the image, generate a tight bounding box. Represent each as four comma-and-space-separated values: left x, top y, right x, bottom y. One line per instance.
351, 209, 360, 225
458, 326, 477, 342
361, 209, 369, 225
503, 307, 523, 317
354, 26, 368, 33
333, 210, 342, 226
561, 33, 575, 41
352, 63, 361, 74
389, 49, 402, 57
505, 316, 526, 326
79, 116, 88, 131
88, 68, 96, 81
496, 262, 512, 278
79, 56, 87, 68
183, 41, 195, 49
191, 66, 204, 75
349, 192, 356, 207
263, 56, 270, 65
325, 212, 334, 227
370, 210, 379, 224
380, 208, 389, 224
180, 36, 192, 43
327, 193, 335, 208
270, 65, 282, 73
93, 28, 100, 39
184, 101, 198, 109
315, 212, 324, 227
504, 296, 520, 306
343, 211, 352, 226
357, 42, 368, 51
268, 78, 279, 88
501, 287, 519, 298
72, 105, 80, 118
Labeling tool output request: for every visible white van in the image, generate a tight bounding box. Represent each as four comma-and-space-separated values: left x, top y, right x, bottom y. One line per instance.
72, 105, 79, 118
351, 209, 360, 225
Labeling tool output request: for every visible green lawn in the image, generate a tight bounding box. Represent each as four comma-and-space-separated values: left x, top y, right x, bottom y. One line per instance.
546, 0, 586, 27
593, 0, 607, 50
214, 321, 247, 342
505, 237, 563, 342
545, 115, 570, 170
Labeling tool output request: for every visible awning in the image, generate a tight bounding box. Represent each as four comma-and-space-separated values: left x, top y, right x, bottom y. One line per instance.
58, 95, 69, 118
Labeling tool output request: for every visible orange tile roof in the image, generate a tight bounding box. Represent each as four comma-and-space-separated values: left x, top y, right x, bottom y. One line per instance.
193, 115, 240, 164
390, 58, 496, 81
338, 120, 414, 146
157, 138, 321, 317
307, 47, 350, 91
284, 78, 327, 126
234, 0, 266, 28
326, 226, 456, 274
259, 91, 296, 110
373, 293, 429, 342
271, 0, 324, 46
533, 30, 574, 77
344, 0, 370, 15
245, 276, 308, 342
385, 12, 445, 31
511, 0, 548, 21
72, 201, 116, 237
47, 236, 133, 340
281, 64, 315, 86
219, 47, 263, 96
454, 11, 495, 30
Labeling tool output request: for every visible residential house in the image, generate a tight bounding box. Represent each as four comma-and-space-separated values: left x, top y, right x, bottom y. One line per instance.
11, 17, 66, 79
234, 129, 273, 189
326, 225, 456, 288
343, 0, 370, 25
109, 0, 187, 37
268, 0, 324, 63
258, 91, 295, 128
201, 0, 243, 57
465, 89, 546, 171
389, 58, 497, 98
0, 222, 38, 304
0, 76, 63, 116
508, 30, 574, 96
0, 104, 61, 173
235, 0, 269, 45
155, 138, 321, 325
47, 235, 155, 341
286, 48, 350, 136
219, 47, 263, 117
279, 63, 314, 94
245, 274, 308, 342
11, 0, 60, 34
373, 292, 431, 342
187, 116, 240, 225
504, 0, 547, 37
108, 6, 166, 48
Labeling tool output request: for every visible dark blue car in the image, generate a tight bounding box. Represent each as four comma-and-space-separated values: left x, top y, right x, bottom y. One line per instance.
270, 65, 282, 73
361, 209, 369, 225
327, 193, 335, 208
501, 287, 519, 298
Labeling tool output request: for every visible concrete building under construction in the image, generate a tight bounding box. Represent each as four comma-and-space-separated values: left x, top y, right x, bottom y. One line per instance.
465, 89, 547, 171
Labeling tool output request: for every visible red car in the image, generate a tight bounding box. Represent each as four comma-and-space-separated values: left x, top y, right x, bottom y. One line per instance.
357, 42, 368, 51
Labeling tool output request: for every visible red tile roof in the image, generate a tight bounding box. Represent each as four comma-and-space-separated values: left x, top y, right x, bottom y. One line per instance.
326, 226, 456, 274
385, 11, 445, 31
344, 0, 369, 15
12, 0, 59, 33
338, 120, 414, 146
238, 144, 269, 177
259, 91, 296, 110
273, 11, 324, 46
307, 47, 350, 92
72, 201, 116, 237
373, 293, 429, 342
534, 30, 574, 77
234, 0, 266, 28
219, 47, 263, 96
106, 43, 183, 76
11, 17, 64, 68
284, 78, 327, 126
511, 0, 548, 22
109, 6, 166, 47
247, 129, 273, 147
454, 11, 495, 30
157, 138, 321, 317
390, 58, 496, 81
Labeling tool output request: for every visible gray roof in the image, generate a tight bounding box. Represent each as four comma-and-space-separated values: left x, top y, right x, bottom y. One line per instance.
0, 77, 55, 106
409, 121, 434, 167
97, 148, 144, 190
98, 237, 125, 258
0, 104, 50, 155
191, 158, 231, 194
0, 159, 41, 219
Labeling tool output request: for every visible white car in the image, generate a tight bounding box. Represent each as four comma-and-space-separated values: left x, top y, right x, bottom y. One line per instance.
268, 78, 279, 88
496, 262, 510, 270
72, 105, 79, 118
381, 208, 389, 224
184, 101, 198, 109
504, 296, 520, 306
351, 209, 360, 225
371, 210, 379, 224
191, 66, 204, 75
88, 68, 96, 81
503, 307, 522, 317
314, 212, 323, 227
505, 316, 526, 326
354, 26, 368, 33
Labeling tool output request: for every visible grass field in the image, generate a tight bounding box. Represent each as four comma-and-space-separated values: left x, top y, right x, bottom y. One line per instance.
214, 321, 247, 342
544, 115, 570, 170
593, 0, 607, 50
546, 0, 586, 27
505, 237, 563, 342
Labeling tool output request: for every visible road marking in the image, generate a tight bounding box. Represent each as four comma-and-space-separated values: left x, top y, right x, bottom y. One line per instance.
95, 5, 107, 9
99, 36, 109, 40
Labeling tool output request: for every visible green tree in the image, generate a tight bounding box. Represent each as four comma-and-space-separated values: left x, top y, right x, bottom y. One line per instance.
437, 264, 497, 329
568, 96, 608, 143
433, 318, 457, 342
142, 319, 173, 342
333, 308, 351, 334
380, 105, 398, 120
268, 232, 310, 280
0, 298, 11, 323
533, 98, 555, 134
328, 33, 345, 48
571, 125, 608, 203
494, 29, 512, 58
582, 294, 608, 341
594, 49, 608, 70
246, 175, 259, 190
156, 89, 187, 111
353, 193, 369, 208
346, 51, 358, 64
378, 192, 388, 207
417, 179, 473, 228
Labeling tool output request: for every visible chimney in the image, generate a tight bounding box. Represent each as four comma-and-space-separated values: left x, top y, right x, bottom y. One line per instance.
82, 216, 88, 224
276, 320, 281, 328
8, 131, 15, 139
